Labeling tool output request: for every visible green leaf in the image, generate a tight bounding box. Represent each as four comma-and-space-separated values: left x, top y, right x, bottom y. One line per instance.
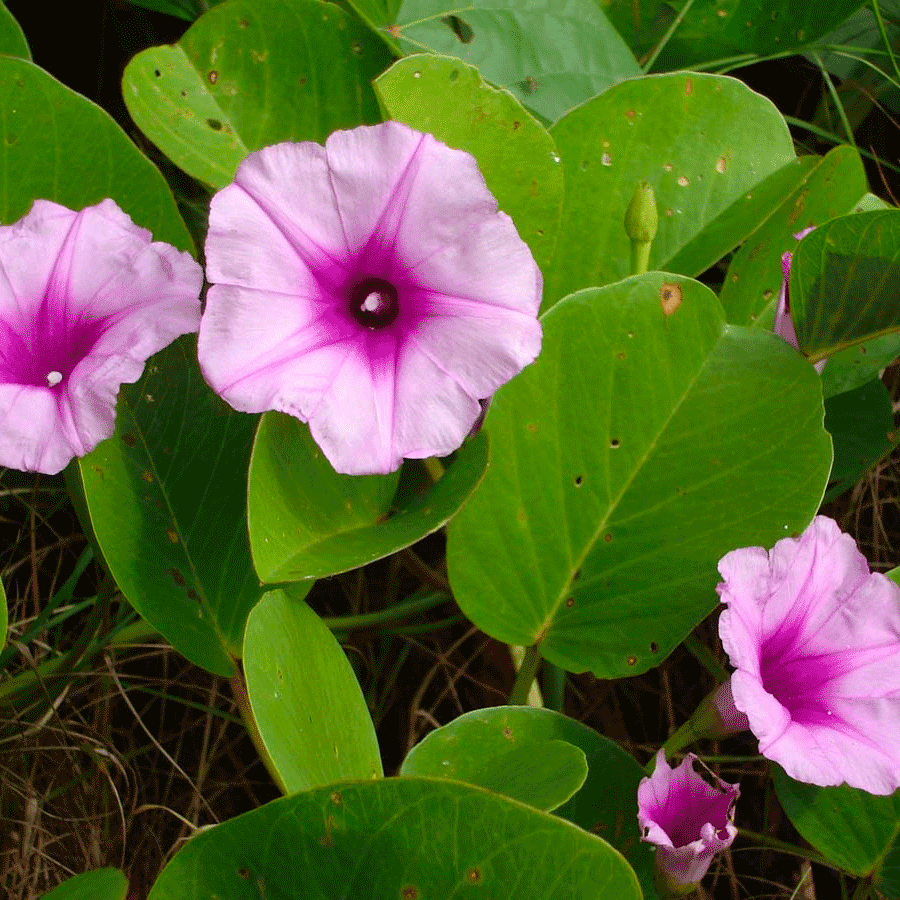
374, 54, 564, 272
148, 777, 642, 900
401, 707, 588, 812
41, 869, 128, 900
604, 0, 868, 69
0, 58, 191, 251
791, 210, 900, 363
248, 413, 488, 583
545, 72, 795, 307
448, 274, 832, 677
0, 2, 29, 59
244, 590, 382, 794
126, 0, 222, 21
401, 705, 656, 898
719, 145, 867, 328
79, 338, 261, 677
349, 0, 641, 122
821, 332, 900, 399
122, 0, 391, 189
774, 767, 900, 887
824, 378, 899, 502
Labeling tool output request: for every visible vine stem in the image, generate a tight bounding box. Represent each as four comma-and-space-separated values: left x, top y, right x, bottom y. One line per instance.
507, 644, 542, 706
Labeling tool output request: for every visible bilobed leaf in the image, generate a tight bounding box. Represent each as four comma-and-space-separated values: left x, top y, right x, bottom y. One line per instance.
374, 54, 564, 272
147, 778, 642, 900
719, 145, 867, 328
774, 766, 900, 889
401, 705, 657, 898
244, 590, 382, 794
347, 0, 641, 122
248, 413, 488, 583
80, 338, 260, 677
545, 72, 795, 307
0, 58, 191, 251
122, 0, 391, 188
790, 210, 900, 363
824, 378, 899, 502
603, 0, 868, 69
40, 869, 128, 900
448, 274, 832, 678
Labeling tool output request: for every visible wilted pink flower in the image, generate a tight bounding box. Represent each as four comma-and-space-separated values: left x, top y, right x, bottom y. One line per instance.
773, 227, 825, 372
0, 199, 202, 475
638, 750, 739, 886
717, 516, 900, 794
198, 122, 542, 476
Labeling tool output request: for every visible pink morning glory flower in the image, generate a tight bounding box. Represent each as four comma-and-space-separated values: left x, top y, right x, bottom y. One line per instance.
197, 122, 542, 476
773, 227, 825, 372
638, 750, 739, 886
717, 516, 900, 794
0, 199, 202, 475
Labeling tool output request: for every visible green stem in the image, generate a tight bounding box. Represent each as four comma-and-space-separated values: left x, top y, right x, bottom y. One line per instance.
230, 671, 289, 795
324, 591, 450, 633
871, 0, 900, 89
641, 0, 696, 72
508, 644, 542, 706
812, 52, 857, 147
737, 828, 835, 870
850, 875, 874, 900
542, 661, 566, 712
630, 241, 652, 277
682, 632, 730, 682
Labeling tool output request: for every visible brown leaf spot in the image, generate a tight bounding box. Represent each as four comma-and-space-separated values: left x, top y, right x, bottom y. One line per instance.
330, 792, 342, 805
526, 423, 538, 433
122, 433, 137, 447
239, 17, 250, 27
512, 120, 521, 129
625, 108, 636, 119
627, 655, 638, 666
604, 533, 613, 543
610, 439, 620, 448
142, 469, 154, 484
565, 597, 575, 608
677, 175, 689, 187
237, 867, 251, 880
166, 529, 179, 544
167, 567, 186, 587
208, 70, 218, 84
466, 867, 483, 884
502, 726, 514, 740
660, 283, 682, 316
401, 888, 419, 899
715, 155, 727, 173
684, 77, 693, 95
574, 475, 583, 486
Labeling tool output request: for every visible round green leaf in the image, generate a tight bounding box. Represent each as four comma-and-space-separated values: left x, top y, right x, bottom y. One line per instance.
122, 0, 391, 189
791, 210, 900, 362
374, 54, 564, 272
401, 705, 656, 898
401, 707, 589, 813
0, 3, 29, 59
604, 0, 867, 69
824, 378, 899, 502
448, 274, 832, 677
41, 869, 128, 900
545, 72, 795, 307
719, 145, 867, 328
248, 413, 488, 583
79, 338, 261, 677
351, 0, 640, 123
0, 58, 191, 251
148, 777, 642, 900
774, 766, 900, 883
244, 589, 382, 794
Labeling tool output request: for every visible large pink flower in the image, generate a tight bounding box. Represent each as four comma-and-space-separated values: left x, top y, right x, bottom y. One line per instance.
197, 122, 542, 475
638, 751, 739, 886
0, 199, 202, 475
717, 516, 900, 794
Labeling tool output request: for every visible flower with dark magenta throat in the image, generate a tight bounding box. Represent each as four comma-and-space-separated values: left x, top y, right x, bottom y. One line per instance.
197, 122, 543, 476
0, 199, 202, 475
717, 516, 900, 795
638, 750, 739, 887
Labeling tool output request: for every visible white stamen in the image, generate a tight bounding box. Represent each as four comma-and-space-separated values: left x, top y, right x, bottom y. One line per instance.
361, 292, 382, 313
46, 371, 63, 387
